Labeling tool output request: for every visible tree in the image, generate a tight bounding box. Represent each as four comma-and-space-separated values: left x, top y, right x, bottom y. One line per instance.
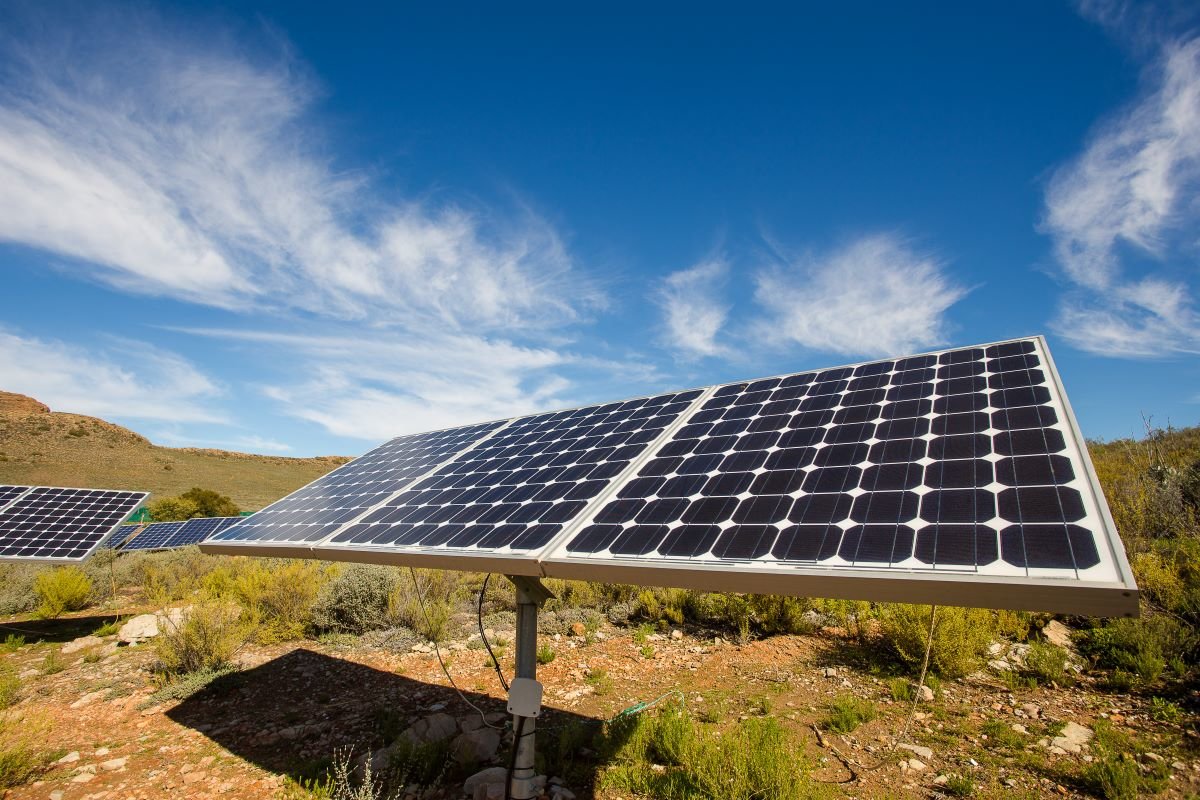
179, 487, 241, 517
146, 496, 200, 522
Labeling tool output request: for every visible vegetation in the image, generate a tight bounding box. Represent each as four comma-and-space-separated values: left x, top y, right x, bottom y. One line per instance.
148, 487, 241, 521
153, 601, 246, 677
597, 702, 818, 800
0, 663, 18, 709
821, 695, 877, 733
33, 566, 92, 618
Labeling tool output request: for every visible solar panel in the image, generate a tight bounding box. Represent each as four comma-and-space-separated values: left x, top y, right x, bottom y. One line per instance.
121, 521, 187, 552
164, 516, 242, 548
104, 523, 143, 550
200, 337, 1137, 616
0, 485, 32, 512
0, 487, 148, 561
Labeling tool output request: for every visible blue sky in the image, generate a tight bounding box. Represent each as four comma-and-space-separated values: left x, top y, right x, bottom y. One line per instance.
0, 1, 1198, 457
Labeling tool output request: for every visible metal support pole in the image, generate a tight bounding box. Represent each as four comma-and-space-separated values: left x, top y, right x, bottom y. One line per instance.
508, 576, 553, 800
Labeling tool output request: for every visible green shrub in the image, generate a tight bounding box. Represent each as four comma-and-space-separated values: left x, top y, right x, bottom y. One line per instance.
148, 488, 241, 522
1077, 614, 1190, 685
878, 604, 994, 678
311, 565, 398, 635
39, 651, 63, 675
0, 664, 18, 709
981, 719, 1027, 749
33, 566, 92, 618
1024, 641, 1074, 686
821, 695, 876, 733
154, 602, 245, 677
206, 559, 328, 643
889, 677, 914, 702
536, 644, 556, 665
386, 569, 469, 642
1149, 696, 1182, 723
944, 774, 975, 797
599, 704, 814, 800
1083, 754, 1140, 800
2, 635, 23, 652
146, 496, 200, 522
586, 669, 614, 696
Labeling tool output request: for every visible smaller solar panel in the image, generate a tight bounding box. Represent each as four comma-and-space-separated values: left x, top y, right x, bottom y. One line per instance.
121, 521, 187, 552
0, 485, 31, 512
0, 487, 148, 561
105, 524, 143, 550
166, 517, 242, 548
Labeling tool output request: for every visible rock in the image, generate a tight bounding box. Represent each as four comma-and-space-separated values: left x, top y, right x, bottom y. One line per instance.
1011, 724, 1028, 735
62, 635, 103, 654
70, 691, 107, 709
57, 751, 80, 764
1043, 620, 1074, 650
464, 766, 508, 795
551, 787, 576, 799
987, 641, 1005, 656
569, 622, 586, 637
452, 728, 501, 765
400, 713, 458, 746
823, 667, 837, 678
907, 759, 927, 772
100, 757, 127, 771
916, 685, 934, 702
1144, 752, 1164, 763
118, 614, 160, 643
1172, 761, 1187, 771
50, 791, 64, 800
183, 770, 207, 784
988, 659, 1011, 672
1051, 721, 1093, 753
670, 629, 683, 641
94, 747, 110, 756
1020, 703, 1041, 719
933, 775, 949, 785
898, 744, 933, 760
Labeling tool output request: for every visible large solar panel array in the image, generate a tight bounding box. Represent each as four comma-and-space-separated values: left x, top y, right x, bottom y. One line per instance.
201, 338, 1137, 616
115, 517, 244, 552
0, 486, 147, 561
104, 523, 144, 550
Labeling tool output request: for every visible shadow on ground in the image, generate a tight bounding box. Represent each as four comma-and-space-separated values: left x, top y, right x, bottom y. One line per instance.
0, 613, 123, 643
167, 648, 624, 797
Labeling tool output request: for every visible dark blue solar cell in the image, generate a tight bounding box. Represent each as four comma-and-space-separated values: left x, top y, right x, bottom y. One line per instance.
732, 390, 772, 407
746, 378, 782, 392
883, 399, 932, 419
854, 360, 895, 377
991, 386, 1052, 408
609, 525, 670, 555
595, 500, 645, 524
985, 340, 1036, 358
843, 388, 887, 406
768, 385, 808, 402
778, 427, 827, 449
996, 455, 1075, 486
914, 525, 998, 566
923, 459, 994, 489
847, 373, 892, 391
920, 490, 996, 523
711, 419, 754, 436
803, 467, 862, 493
750, 470, 807, 495
681, 496, 739, 524
868, 438, 927, 463
619, 477, 666, 498
733, 495, 793, 524
887, 382, 934, 402
834, 405, 883, 425
815, 443, 869, 467
694, 435, 737, 454
722, 404, 759, 420
817, 367, 854, 381
734, 431, 780, 452
703, 472, 757, 496
712, 525, 778, 559
940, 347, 985, 364
934, 393, 988, 414
936, 361, 985, 379
565, 524, 623, 553
929, 434, 991, 460
839, 525, 915, 563
937, 376, 986, 395
760, 399, 801, 417
677, 453, 724, 474
790, 409, 836, 428
772, 525, 842, 561
932, 412, 987, 436
789, 493, 853, 524
763, 448, 820, 472
780, 372, 816, 388
1000, 524, 1100, 569
892, 367, 935, 385
748, 414, 793, 433
876, 417, 930, 440
719, 451, 769, 472
641, 457, 683, 476
798, 393, 841, 412
659, 524, 722, 557
998, 487, 1086, 523
991, 406, 1057, 430
988, 370, 1045, 390
713, 383, 747, 398
659, 474, 710, 497
851, 492, 918, 523
636, 498, 692, 524
860, 463, 923, 491
825, 423, 876, 444
995, 429, 1066, 456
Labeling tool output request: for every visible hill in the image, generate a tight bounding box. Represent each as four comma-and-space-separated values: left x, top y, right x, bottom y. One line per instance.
0, 391, 348, 509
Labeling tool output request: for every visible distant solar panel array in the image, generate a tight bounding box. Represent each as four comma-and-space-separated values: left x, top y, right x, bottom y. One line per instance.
202, 337, 1137, 616
0, 486, 147, 561
118, 517, 242, 552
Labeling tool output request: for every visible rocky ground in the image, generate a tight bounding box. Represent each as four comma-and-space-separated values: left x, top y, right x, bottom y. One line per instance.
1, 607, 1197, 800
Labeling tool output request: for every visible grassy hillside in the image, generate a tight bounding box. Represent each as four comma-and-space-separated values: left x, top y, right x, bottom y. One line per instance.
0, 391, 348, 510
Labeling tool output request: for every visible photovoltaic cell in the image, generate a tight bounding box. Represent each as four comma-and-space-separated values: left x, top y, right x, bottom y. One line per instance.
0, 485, 31, 512
165, 517, 242, 549
0, 487, 147, 561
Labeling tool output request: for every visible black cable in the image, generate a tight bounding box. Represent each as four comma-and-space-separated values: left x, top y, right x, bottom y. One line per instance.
479, 574, 510, 692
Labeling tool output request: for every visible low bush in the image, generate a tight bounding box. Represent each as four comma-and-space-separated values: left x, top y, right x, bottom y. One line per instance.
0, 664, 18, 709
311, 565, 398, 635
205, 559, 329, 643
33, 566, 92, 618
598, 703, 815, 800
821, 695, 876, 733
1024, 641, 1074, 686
878, 604, 994, 678
154, 602, 246, 677
0, 565, 37, 616
1077, 614, 1192, 685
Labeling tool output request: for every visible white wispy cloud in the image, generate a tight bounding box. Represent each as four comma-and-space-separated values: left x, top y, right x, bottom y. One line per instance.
751, 234, 967, 358
653, 259, 730, 359
0, 329, 224, 424
150, 431, 295, 454
0, 9, 598, 331
177, 327, 578, 440
1042, 33, 1200, 356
